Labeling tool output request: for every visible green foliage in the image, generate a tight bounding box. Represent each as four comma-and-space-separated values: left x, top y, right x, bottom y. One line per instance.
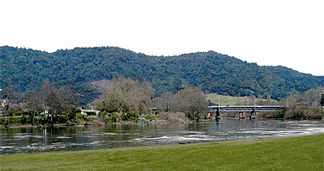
1, 46, 323, 102
7, 108, 16, 116
98, 111, 106, 119
20, 114, 28, 124
106, 113, 120, 122
66, 108, 77, 121
121, 112, 139, 121
276, 109, 285, 118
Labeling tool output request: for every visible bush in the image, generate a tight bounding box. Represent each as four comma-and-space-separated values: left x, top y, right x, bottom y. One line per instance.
121, 112, 138, 121
99, 111, 107, 120
159, 112, 190, 123
285, 108, 306, 120
8, 116, 22, 125
105, 113, 120, 122
257, 110, 285, 119
8, 108, 16, 117
21, 114, 28, 124
303, 107, 323, 119
0, 117, 6, 125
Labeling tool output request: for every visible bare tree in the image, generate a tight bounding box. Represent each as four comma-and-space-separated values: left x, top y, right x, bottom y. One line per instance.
171, 87, 208, 120
1, 85, 23, 103
25, 91, 43, 114
59, 85, 77, 106
92, 78, 154, 115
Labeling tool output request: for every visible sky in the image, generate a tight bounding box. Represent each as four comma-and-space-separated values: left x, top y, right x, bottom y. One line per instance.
1, 0, 323, 76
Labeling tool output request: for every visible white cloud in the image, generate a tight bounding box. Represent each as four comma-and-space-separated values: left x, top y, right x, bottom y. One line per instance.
0, 0, 323, 75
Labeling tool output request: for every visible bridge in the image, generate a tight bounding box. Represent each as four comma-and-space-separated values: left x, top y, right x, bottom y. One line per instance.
208, 105, 287, 119
208, 105, 287, 112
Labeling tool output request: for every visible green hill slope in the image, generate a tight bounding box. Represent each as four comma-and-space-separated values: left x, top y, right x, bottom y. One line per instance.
1, 46, 323, 101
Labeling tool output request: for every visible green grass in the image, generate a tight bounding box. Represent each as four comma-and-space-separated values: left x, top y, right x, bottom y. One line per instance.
1, 134, 323, 170
207, 94, 241, 105
206, 93, 278, 106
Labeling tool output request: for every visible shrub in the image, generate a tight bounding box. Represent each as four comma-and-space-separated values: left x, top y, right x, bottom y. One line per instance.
8, 116, 22, 125
21, 114, 28, 124
285, 108, 305, 120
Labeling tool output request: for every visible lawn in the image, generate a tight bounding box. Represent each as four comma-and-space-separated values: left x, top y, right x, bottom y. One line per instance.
0, 134, 323, 170
206, 93, 278, 106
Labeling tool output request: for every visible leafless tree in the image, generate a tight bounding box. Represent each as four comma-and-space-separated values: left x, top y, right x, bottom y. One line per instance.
92, 78, 154, 115
171, 87, 208, 120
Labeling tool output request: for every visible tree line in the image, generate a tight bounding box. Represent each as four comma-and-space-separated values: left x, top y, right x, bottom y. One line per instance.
92, 78, 208, 121
0, 78, 209, 125
259, 87, 324, 119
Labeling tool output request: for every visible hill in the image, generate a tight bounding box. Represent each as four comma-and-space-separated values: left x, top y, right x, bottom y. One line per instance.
1, 46, 323, 102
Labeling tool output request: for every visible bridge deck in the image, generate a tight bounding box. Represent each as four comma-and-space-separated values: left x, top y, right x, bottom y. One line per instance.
208, 106, 287, 112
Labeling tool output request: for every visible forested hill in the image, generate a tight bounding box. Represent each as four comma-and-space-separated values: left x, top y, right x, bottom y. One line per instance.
1, 46, 323, 100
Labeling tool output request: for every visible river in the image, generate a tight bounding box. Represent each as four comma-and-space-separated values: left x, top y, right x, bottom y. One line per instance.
0, 119, 324, 155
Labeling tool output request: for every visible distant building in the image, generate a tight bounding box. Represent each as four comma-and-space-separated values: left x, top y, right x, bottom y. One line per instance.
1, 99, 9, 108
80, 106, 100, 116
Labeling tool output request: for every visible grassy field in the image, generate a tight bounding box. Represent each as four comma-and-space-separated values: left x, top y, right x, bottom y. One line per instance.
0, 134, 323, 170
206, 93, 278, 106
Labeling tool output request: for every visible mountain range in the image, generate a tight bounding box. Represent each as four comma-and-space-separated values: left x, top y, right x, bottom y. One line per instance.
1, 46, 323, 101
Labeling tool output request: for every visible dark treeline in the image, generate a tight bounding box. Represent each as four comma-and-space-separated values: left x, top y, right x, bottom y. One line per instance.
1, 46, 323, 103
0, 78, 209, 126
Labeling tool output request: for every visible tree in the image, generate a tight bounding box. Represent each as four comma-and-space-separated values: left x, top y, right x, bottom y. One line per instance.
171, 87, 208, 121
59, 85, 78, 108
1, 85, 23, 103
92, 78, 154, 116
279, 87, 324, 107
158, 92, 174, 112
25, 91, 43, 114
34, 80, 64, 122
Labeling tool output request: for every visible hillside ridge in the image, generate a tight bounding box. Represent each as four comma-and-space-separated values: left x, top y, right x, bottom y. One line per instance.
1, 46, 323, 101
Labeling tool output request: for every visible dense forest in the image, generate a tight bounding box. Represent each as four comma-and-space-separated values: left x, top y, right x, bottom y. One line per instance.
1, 46, 323, 102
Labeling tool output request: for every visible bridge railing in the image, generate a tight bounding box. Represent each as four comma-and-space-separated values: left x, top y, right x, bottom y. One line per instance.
208, 105, 287, 112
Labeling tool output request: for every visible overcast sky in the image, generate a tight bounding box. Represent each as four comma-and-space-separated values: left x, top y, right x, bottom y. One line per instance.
1, 0, 323, 76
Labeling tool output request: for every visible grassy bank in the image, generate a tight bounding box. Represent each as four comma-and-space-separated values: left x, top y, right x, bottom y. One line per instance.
1, 134, 323, 170
206, 93, 278, 106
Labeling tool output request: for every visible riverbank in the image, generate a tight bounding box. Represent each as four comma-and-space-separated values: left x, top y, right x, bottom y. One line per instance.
1, 134, 323, 170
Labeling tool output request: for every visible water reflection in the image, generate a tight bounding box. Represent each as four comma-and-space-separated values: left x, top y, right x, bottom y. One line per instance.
1, 119, 324, 154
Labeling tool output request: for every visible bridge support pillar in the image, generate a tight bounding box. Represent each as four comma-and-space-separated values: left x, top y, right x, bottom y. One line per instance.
215, 108, 220, 119
250, 108, 256, 120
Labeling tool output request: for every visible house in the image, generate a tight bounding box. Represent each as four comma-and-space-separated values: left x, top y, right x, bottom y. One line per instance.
1, 99, 9, 108
80, 107, 100, 116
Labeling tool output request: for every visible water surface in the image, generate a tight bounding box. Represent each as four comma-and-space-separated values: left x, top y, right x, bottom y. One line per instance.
1, 119, 324, 154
